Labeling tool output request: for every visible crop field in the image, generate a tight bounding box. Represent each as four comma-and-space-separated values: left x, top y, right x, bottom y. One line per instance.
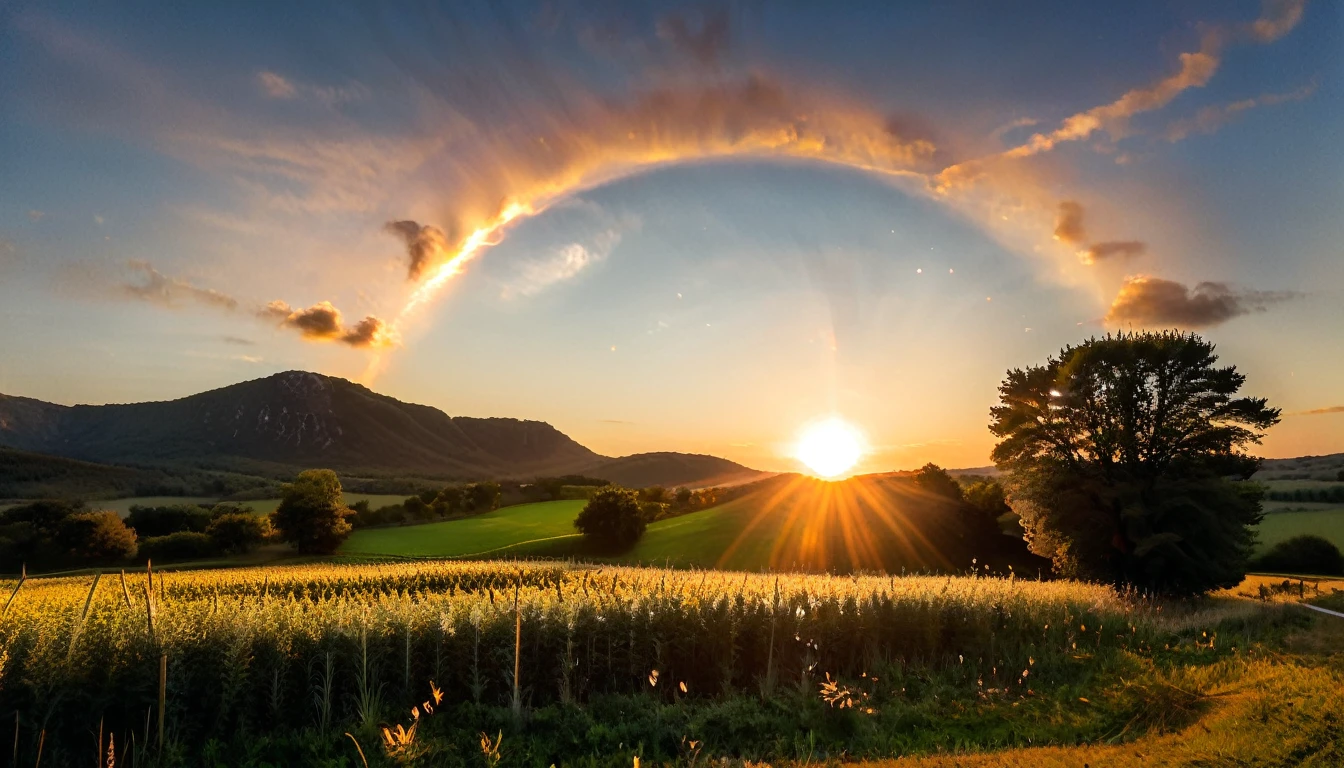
0, 559, 1248, 766
343, 500, 586, 557
1253, 507, 1344, 552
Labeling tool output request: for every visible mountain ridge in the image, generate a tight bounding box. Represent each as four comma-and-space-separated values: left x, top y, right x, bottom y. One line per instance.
0, 371, 764, 489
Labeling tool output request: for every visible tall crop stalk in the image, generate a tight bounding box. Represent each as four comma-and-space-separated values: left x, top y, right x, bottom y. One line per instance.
510, 578, 522, 719
67, 572, 101, 659
3, 564, 25, 616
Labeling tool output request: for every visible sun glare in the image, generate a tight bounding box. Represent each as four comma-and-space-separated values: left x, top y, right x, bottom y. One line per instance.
794, 417, 865, 478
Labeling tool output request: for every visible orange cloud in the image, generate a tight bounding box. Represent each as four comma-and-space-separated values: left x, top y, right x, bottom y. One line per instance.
261, 300, 395, 348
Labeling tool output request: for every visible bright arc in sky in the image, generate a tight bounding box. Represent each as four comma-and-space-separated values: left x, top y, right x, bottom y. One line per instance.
794, 417, 865, 478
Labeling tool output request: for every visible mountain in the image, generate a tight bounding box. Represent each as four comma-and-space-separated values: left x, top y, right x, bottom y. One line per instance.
0, 372, 766, 489
0, 371, 599, 480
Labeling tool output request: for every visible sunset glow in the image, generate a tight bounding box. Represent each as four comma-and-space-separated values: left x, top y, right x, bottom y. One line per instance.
795, 418, 865, 478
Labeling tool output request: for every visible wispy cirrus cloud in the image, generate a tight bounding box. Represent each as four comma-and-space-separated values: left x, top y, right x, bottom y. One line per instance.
1290, 405, 1344, 416
122, 260, 239, 311
1164, 80, 1317, 142
256, 70, 370, 106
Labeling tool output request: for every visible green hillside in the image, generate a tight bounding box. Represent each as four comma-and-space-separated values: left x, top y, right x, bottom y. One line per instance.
342, 500, 586, 558
342, 475, 1042, 575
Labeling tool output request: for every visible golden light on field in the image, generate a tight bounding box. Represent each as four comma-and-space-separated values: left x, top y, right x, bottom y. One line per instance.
794, 417, 865, 478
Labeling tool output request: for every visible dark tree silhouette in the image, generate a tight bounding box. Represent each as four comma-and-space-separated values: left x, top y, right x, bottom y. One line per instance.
270, 469, 353, 554
990, 331, 1279, 595
574, 486, 646, 550
913, 463, 964, 502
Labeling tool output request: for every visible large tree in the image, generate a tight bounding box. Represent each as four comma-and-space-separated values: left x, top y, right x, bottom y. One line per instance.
990, 331, 1279, 595
270, 469, 353, 554
574, 486, 646, 550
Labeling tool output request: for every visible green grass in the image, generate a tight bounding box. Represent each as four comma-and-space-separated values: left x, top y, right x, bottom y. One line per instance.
508, 475, 1039, 574
1254, 507, 1344, 552
341, 499, 586, 557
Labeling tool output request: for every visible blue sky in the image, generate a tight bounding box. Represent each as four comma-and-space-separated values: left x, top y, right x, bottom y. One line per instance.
1, 1, 1340, 471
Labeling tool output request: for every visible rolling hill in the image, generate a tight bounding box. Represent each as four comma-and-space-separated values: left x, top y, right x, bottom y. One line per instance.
0, 371, 766, 490
343, 473, 1045, 575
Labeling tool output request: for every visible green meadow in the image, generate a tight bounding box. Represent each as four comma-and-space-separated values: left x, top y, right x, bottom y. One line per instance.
343, 500, 587, 558
1255, 507, 1344, 552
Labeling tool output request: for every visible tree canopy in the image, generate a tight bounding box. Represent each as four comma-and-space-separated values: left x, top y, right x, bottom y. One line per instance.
270, 469, 353, 554
574, 486, 646, 550
990, 332, 1279, 595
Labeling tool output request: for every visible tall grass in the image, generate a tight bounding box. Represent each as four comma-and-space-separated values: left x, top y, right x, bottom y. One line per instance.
0, 560, 1160, 756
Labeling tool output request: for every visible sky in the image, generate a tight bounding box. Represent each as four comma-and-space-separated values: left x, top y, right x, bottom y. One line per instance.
1, 0, 1341, 474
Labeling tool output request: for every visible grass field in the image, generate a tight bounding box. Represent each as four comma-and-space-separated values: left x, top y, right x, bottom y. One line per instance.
342, 499, 586, 557
1254, 507, 1344, 552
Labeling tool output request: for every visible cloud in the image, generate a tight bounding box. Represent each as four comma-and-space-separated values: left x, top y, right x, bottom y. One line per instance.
1164, 80, 1317, 142
1247, 0, 1307, 42
340, 316, 390, 348
257, 71, 296, 99
1053, 201, 1087, 245
656, 8, 731, 66
384, 220, 455, 281
1291, 405, 1344, 416
122, 260, 239, 310
27, 210, 44, 222
257, 69, 369, 106
937, 0, 1308, 185
1053, 202, 1147, 263
1082, 241, 1146, 264
502, 224, 624, 299
259, 300, 394, 348
221, 335, 255, 346
1104, 276, 1299, 328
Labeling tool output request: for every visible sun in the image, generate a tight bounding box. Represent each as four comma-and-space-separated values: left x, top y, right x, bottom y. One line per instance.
794, 417, 865, 478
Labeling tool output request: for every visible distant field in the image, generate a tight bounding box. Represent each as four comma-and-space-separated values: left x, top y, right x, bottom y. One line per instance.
1262, 499, 1341, 513
1254, 507, 1344, 553
90, 496, 219, 516
342, 500, 585, 557
1258, 479, 1344, 491
242, 493, 409, 515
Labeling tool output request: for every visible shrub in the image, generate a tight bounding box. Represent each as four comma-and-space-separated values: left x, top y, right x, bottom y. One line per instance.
1254, 535, 1344, 576
126, 504, 212, 537
351, 503, 406, 528
270, 469, 353, 554
574, 486, 646, 550
205, 512, 272, 554
138, 531, 218, 563
56, 510, 137, 564
0, 499, 82, 534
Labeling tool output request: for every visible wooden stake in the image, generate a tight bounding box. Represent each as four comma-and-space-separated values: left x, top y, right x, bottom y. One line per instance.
119, 570, 133, 610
